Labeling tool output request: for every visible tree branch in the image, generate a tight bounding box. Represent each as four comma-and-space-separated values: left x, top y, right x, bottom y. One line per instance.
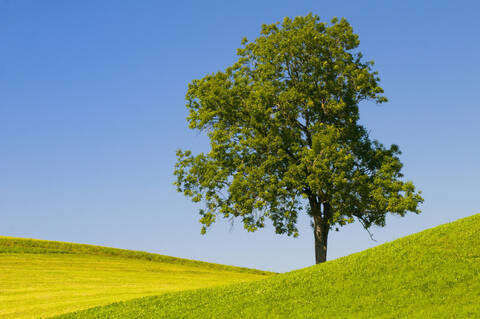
356, 216, 377, 242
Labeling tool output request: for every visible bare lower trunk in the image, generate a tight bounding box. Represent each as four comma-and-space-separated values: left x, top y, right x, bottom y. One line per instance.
309, 198, 330, 264
313, 214, 329, 264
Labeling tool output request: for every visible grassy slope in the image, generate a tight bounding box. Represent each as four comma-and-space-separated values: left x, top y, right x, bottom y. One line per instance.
0, 237, 272, 319
58, 213, 480, 319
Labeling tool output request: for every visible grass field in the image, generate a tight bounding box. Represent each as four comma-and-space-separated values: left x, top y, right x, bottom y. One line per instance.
0, 237, 272, 319
56, 213, 480, 318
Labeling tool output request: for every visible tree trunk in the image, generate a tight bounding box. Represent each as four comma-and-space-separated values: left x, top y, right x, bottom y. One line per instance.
313, 214, 329, 264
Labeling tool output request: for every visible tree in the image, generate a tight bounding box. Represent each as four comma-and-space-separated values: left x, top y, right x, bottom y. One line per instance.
174, 14, 423, 264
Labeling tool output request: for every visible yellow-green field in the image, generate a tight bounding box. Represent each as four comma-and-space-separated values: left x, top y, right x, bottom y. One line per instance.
0, 237, 272, 319
4, 214, 480, 319
58, 213, 480, 319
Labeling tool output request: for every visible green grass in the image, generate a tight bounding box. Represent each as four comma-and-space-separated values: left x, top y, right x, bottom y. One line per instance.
0, 237, 272, 319
56, 213, 480, 318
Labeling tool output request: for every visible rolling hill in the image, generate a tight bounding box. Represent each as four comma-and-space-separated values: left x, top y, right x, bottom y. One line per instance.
0, 237, 272, 319
55, 213, 480, 318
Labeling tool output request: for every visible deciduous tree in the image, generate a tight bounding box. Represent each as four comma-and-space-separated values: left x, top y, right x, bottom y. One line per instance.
174, 14, 423, 264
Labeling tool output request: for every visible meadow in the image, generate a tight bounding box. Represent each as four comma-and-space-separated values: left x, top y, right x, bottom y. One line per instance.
0, 237, 271, 319
55, 213, 480, 318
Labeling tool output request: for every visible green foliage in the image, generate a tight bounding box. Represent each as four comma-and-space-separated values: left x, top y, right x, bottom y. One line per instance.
174, 14, 423, 240
56, 213, 480, 318
0, 237, 271, 319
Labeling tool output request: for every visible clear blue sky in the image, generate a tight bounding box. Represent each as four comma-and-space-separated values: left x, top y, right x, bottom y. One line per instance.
1, 0, 479, 272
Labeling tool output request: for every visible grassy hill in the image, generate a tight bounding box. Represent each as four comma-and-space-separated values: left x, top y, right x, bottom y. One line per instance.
0, 237, 272, 319
56, 213, 480, 318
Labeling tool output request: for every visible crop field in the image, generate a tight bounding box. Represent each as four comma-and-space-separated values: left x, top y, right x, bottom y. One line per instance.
56, 213, 480, 318
0, 237, 271, 319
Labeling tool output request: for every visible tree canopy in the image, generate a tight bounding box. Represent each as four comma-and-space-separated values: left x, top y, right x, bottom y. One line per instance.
174, 14, 423, 263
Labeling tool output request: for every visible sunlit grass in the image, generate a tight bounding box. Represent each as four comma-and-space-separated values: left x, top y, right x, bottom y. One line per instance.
57, 214, 480, 318
0, 238, 272, 319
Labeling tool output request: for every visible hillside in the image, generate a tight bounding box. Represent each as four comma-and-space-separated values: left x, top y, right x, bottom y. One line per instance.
0, 237, 272, 319
57, 213, 480, 318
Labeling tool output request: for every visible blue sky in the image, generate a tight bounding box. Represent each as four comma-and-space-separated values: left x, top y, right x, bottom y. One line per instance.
1, 0, 479, 272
